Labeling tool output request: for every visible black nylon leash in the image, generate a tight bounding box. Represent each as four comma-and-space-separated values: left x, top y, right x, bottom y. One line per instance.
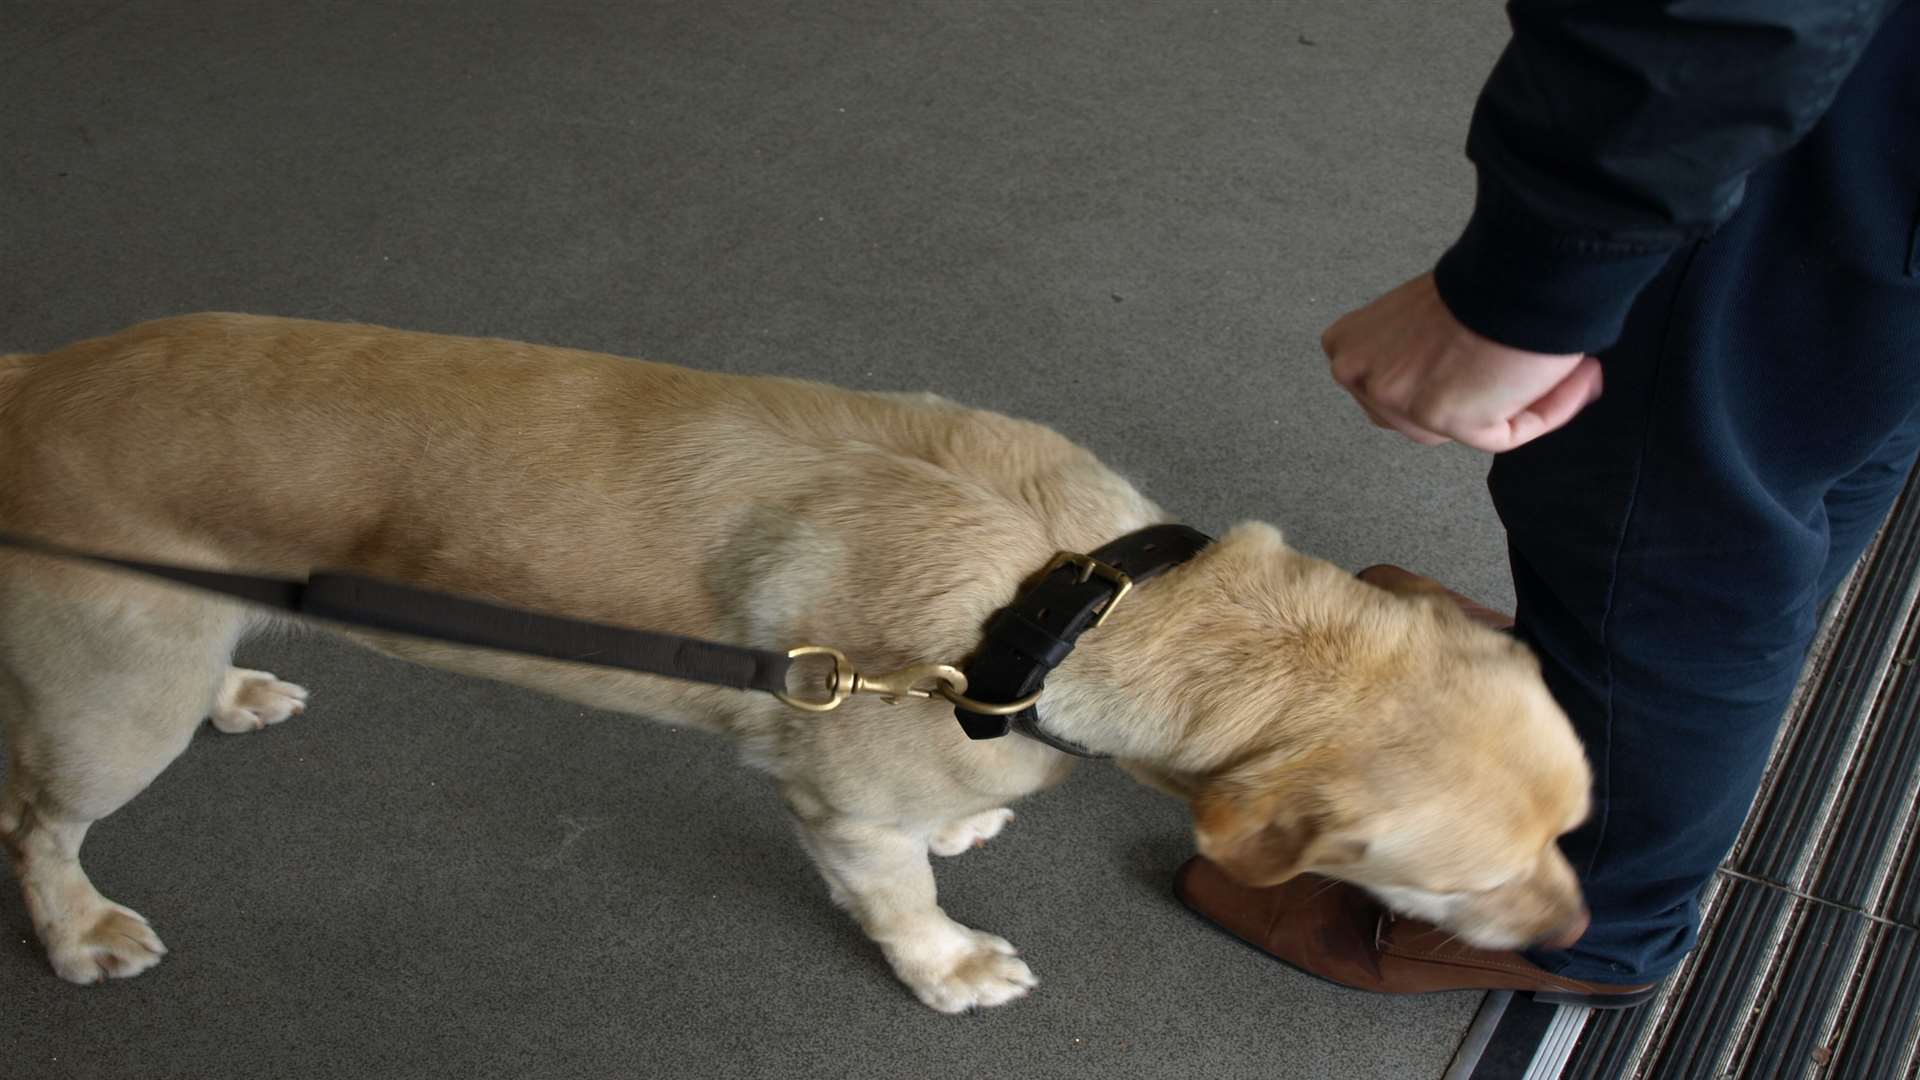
0, 523, 1213, 756
0, 530, 792, 695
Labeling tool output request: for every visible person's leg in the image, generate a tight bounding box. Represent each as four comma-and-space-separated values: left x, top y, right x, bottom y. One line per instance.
1172, 6, 1917, 1003
1496, 0, 1920, 985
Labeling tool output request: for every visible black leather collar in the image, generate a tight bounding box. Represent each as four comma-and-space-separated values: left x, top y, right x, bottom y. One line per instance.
952, 524, 1213, 758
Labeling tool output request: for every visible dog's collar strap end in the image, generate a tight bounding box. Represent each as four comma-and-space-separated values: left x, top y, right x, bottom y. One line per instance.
952, 523, 1213, 758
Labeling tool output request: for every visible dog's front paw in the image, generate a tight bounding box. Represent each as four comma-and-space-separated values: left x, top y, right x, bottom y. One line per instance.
889, 924, 1038, 1013
929, 808, 1015, 857
210, 668, 308, 734
47, 902, 167, 984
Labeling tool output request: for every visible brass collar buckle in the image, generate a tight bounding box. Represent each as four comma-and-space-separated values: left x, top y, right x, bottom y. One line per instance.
1038, 552, 1134, 629
947, 524, 1214, 752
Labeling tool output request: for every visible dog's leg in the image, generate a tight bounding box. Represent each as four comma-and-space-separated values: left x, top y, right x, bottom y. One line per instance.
0, 792, 168, 983
928, 808, 1015, 857
793, 812, 1037, 1012
0, 577, 246, 983
208, 667, 308, 734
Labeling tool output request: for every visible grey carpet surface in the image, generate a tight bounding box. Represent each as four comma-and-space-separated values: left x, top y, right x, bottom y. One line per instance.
2, 2, 1515, 1077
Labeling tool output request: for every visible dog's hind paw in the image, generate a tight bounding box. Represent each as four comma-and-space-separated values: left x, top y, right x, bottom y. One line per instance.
929, 808, 1015, 857
210, 668, 308, 734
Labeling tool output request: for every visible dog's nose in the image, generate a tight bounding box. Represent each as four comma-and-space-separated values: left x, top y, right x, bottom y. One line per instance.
1539, 906, 1590, 950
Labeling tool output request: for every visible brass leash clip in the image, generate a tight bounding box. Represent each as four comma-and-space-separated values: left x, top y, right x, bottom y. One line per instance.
773, 548, 1131, 715
775, 646, 1041, 716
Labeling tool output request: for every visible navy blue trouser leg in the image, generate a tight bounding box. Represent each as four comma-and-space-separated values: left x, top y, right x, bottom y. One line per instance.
1489, 1, 1920, 986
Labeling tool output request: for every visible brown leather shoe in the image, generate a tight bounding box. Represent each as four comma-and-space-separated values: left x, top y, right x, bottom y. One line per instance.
1174, 858, 1658, 1009
1356, 564, 1516, 631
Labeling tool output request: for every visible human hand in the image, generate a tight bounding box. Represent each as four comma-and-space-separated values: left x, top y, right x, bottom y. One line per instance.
1321, 273, 1602, 452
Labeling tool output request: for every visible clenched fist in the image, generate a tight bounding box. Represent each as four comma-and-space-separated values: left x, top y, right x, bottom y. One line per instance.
1322, 273, 1603, 452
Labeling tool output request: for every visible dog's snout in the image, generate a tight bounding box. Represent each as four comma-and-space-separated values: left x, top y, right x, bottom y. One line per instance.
1538, 906, 1590, 950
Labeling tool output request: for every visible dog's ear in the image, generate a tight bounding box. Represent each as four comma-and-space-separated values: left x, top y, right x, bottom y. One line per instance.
1190, 761, 1367, 886
1192, 785, 1319, 886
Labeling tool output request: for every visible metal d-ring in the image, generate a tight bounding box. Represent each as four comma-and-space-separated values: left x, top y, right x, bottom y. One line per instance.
934, 683, 1044, 716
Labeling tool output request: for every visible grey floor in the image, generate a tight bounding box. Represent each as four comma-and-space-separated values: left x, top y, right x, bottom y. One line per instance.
1, 3, 1519, 1077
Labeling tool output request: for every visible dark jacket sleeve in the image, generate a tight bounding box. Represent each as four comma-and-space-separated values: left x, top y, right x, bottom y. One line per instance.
1432, 0, 1901, 354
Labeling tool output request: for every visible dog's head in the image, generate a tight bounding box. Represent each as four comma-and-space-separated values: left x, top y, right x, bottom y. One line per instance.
1112, 524, 1591, 950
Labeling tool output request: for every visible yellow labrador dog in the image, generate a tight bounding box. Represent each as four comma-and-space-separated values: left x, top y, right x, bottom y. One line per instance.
0, 314, 1590, 1012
